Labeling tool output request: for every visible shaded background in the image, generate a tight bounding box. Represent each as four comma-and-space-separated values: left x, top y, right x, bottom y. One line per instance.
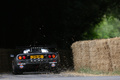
1, 0, 120, 49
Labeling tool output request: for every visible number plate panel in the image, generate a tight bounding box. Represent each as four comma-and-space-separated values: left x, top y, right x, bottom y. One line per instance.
30, 55, 44, 59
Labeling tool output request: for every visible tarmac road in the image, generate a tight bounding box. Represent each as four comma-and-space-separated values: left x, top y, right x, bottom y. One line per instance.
0, 72, 120, 80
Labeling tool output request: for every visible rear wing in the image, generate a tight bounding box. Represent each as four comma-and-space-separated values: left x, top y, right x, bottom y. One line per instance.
16, 45, 58, 53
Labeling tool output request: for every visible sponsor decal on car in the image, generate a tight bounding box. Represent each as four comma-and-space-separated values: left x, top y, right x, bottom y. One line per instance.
51, 63, 55, 67
19, 65, 24, 69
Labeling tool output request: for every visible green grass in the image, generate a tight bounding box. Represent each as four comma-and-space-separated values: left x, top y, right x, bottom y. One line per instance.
111, 70, 120, 75
77, 68, 120, 75
77, 68, 105, 75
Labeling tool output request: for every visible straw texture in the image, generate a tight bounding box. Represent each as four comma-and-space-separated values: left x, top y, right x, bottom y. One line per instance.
71, 37, 120, 72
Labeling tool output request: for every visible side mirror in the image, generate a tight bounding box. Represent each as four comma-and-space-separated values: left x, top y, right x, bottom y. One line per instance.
10, 54, 15, 58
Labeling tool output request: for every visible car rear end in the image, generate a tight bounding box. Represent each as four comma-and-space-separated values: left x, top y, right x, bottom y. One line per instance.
12, 47, 60, 74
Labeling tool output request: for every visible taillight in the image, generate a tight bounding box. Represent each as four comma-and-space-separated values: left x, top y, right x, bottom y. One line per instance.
48, 55, 51, 58
23, 56, 26, 59
18, 56, 22, 60
52, 54, 56, 58
18, 55, 26, 60
48, 54, 56, 58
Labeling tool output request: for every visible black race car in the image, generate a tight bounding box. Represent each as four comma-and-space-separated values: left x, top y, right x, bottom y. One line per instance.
11, 46, 60, 74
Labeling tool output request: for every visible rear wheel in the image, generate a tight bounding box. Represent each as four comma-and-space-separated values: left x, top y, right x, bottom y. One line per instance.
12, 61, 23, 75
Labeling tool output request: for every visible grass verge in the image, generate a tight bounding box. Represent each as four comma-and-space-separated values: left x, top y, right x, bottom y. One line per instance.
77, 68, 120, 76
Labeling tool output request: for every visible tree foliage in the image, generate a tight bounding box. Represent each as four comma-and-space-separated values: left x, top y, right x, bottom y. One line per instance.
93, 16, 120, 39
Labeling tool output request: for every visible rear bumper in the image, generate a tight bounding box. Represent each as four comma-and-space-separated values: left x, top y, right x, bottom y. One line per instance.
15, 62, 58, 71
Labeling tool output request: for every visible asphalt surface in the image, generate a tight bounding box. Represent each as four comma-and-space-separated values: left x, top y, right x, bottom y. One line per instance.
0, 72, 120, 80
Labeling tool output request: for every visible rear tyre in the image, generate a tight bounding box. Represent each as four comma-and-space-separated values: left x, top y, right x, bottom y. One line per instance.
12, 66, 23, 75
12, 61, 23, 75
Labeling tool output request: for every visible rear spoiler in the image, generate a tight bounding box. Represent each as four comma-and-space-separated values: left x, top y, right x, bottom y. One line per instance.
16, 45, 57, 52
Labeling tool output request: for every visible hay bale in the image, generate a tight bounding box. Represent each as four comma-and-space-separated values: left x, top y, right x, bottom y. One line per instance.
72, 41, 91, 71
108, 38, 120, 71
71, 37, 120, 72
89, 40, 111, 72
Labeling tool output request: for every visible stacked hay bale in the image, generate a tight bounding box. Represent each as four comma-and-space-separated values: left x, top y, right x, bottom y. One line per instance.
71, 37, 120, 72
72, 41, 89, 70
89, 39, 112, 72
109, 38, 120, 71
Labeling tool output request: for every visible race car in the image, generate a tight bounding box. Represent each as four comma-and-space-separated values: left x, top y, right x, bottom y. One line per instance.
11, 46, 60, 74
